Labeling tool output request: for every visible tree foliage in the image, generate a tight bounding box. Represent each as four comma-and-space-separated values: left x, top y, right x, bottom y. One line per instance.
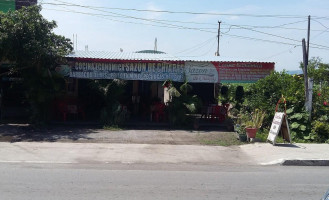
0, 6, 73, 123
245, 71, 305, 127
167, 81, 202, 127
301, 57, 329, 84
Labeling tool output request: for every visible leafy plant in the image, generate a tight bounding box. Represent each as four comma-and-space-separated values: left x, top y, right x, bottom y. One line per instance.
166, 80, 202, 127
306, 121, 329, 143
234, 86, 244, 110
286, 107, 311, 140
218, 85, 230, 105
99, 80, 130, 126
243, 109, 266, 129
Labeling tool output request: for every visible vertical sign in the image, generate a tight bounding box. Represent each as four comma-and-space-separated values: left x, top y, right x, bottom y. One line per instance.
267, 112, 291, 145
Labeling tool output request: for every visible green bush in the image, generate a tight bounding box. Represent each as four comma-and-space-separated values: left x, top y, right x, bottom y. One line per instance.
286, 107, 311, 141
99, 80, 130, 126
244, 71, 305, 128
167, 81, 202, 127
235, 86, 244, 110
308, 121, 329, 142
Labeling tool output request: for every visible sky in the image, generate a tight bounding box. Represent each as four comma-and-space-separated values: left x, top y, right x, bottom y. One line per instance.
39, 0, 329, 71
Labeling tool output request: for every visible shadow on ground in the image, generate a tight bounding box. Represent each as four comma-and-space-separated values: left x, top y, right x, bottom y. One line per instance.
0, 124, 100, 143
274, 143, 300, 148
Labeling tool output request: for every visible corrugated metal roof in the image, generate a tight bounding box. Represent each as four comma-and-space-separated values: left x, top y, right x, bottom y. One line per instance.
66, 50, 274, 63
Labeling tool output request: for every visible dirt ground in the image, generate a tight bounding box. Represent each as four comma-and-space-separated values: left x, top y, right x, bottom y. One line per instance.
0, 124, 242, 146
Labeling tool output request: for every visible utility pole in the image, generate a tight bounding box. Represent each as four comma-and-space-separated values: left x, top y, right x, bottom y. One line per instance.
154, 37, 157, 53
302, 15, 312, 115
76, 34, 78, 50
216, 21, 221, 56
73, 34, 75, 51
307, 15, 310, 62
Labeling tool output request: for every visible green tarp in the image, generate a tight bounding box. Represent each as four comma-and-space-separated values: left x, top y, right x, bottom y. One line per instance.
0, 0, 15, 13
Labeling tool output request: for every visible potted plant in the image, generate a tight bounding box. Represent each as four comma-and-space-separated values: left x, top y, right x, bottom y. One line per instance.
235, 124, 247, 142
243, 109, 266, 140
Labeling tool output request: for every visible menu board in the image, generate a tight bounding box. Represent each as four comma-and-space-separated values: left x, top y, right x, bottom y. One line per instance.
267, 112, 291, 145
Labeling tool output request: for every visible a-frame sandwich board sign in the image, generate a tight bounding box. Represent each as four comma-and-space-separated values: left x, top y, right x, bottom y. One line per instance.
267, 97, 292, 145
267, 112, 292, 145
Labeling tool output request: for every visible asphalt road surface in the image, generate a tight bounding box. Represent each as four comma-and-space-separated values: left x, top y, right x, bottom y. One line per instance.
0, 163, 328, 200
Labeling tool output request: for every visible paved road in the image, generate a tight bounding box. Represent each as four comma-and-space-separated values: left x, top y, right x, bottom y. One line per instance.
0, 163, 328, 200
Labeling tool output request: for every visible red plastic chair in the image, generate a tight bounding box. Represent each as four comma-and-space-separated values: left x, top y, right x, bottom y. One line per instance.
211, 105, 227, 123
58, 102, 68, 121
154, 103, 166, 122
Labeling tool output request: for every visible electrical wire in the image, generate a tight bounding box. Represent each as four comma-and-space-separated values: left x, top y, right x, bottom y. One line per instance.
40, 1, 329, 50
222, 32, 301, 46
43, 8, 217, 34
41, 1, 329, 33
312, 18, 328, 29
222, 22, 329, 50
41, 1, 309, 19
262, 46, 297, 59
178, 41, 217, 57
48, 0, 218, 33
42, 7, 329, 50
175, 36, 217, 55
222, 32, 329, 50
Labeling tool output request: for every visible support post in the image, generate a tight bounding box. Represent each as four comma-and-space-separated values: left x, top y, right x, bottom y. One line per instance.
215, 21, 221, 56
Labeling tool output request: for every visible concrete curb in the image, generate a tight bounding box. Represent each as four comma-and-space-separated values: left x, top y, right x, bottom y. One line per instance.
281, 160, 329, 166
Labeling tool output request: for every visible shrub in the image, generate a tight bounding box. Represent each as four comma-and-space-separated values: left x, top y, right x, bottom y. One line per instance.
286, 107, 311, 141
235, 86, 244, 110
244, 71, 304, 128
308, 121, 329, 142
167, 81, 202, 127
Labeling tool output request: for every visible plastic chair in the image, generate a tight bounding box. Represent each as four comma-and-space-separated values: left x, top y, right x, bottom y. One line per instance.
58, 102, 68, 121
154, 103, 166, 122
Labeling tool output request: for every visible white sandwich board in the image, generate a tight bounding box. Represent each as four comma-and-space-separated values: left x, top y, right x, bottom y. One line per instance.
267, 112, 292, 145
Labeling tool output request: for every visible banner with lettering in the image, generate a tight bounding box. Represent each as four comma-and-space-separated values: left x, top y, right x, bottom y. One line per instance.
69, 61, 274, 83
212, 62, 275, 83
69, 62, 185, 82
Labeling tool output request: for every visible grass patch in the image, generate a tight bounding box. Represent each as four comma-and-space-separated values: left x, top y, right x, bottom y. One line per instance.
256, 130, 284, 143
198, 132, 244, 146
103, 125, 123, 131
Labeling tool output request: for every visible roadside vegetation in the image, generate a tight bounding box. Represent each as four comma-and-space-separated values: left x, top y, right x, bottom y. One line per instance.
0, 6, 72, 125
224, 58, 329, 144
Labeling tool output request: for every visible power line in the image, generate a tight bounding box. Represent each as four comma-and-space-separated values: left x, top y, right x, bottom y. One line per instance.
223, 23, 301, 43
41, 2, 329, 33
41, 1, 329, 50
41, 1, 310, 19
222, 22, 329, 49
42, 8, 217, 34
42, 7, 329, 51
178, 42, 217, 57
175, 36, 216, 54
47, 0, 218, 33
222, 32, 329, 50
312, 18, 328, 29
222, 32, 301, 46
262, 46, 297, 59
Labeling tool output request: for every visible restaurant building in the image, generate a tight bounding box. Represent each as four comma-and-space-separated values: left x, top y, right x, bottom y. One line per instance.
53, 50, 274, 122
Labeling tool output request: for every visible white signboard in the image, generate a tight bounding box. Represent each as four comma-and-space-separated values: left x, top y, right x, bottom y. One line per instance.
267, 112, 291, 145
185, 62, 219, 83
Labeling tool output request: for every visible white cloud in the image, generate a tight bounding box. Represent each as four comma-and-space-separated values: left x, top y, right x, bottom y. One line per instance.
221, 5, 262, 21
144, 2, 163, 19
191, 5, 262, 23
